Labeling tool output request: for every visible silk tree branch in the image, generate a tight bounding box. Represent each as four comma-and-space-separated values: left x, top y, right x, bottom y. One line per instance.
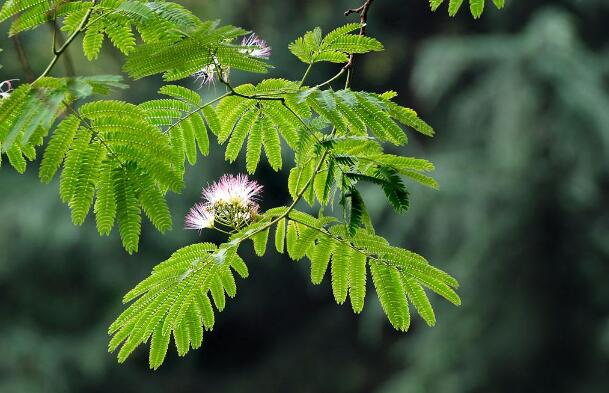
48, 18, 76, 77
33, 3, 96, 84
343, 0, 377, 74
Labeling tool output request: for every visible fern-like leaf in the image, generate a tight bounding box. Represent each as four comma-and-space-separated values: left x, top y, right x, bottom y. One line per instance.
429, 0, 505, 18
109, 243, 248, 368
289, 23, 383, 64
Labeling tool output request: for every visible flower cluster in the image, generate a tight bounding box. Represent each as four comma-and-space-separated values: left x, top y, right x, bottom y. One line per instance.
192, 33, 271, 87
240, 33, 272, 59
184, 202, 215, 232
0, 79, 16, 99
185, 174, 263, 233
192, 57, 230, 88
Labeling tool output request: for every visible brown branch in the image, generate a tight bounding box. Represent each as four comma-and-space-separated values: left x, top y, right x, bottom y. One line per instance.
343, 0, 376, 71
11, 35, 35, 82
34, 3, 95, 84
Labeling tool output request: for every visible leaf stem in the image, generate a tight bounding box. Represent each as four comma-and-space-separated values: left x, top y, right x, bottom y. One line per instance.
234, 150, 330, 243
63, 100, 126, 167
166, 92, 231, 133
218, 75, 284, 102
288, 216, 367, 258
314, 68, 346, 89
33, 4, 96, 84
299, 63, 313, 87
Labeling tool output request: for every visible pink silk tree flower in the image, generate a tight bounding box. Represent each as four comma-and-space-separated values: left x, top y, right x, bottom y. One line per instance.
184, 174, 263, 231
192, 65, 217, 87
184, 202, 215, 231
185, 175, 263, 233
0, 79, 17, 99
202, 174, 263, 209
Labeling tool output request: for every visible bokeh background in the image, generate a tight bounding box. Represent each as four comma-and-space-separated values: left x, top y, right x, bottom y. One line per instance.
2, 0, 609, 392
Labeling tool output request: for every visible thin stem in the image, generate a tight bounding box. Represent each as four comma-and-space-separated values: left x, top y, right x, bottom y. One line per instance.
345, 68, 352, 88
244, 150, 330, 240
290, 216, 417, 276
51, 8, 58, 53
289, 217, 366, 257
212, 226, 232, 235
49, 16, 76, 77
299, 63, 313, 87
343, 0, 376, 72
314, 67, 346, 89
33, 4, 95, 84
86, 10, 112, 27
166, 92, 231, 133
280, 103, 324, 145
217, 74, 284, 102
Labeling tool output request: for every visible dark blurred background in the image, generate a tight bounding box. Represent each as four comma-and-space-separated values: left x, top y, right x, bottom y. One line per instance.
2, 0, 609, 392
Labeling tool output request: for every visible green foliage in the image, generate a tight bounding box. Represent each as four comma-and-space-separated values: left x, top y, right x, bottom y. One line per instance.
0, 75, 188, 253
1, 0, 203, 55
286, 211, 460, 322
0, 0, 475, 369
108, 242, 249, 369
52, 99, 183, 253
216, 79, 306, 171
429, 0, 506, 18
286, 103, 436, 215
289, 23, 383, 64
0, 75, 126, 174
0, 0, 56, 34
139, 84, 219, 169
123, 20, 270, 80
110, 206, 459, 368
216, 82, 436, 197
0, 76, 225, 253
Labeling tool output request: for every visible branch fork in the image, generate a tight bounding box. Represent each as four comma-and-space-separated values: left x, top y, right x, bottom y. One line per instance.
343, 0, 376, 71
